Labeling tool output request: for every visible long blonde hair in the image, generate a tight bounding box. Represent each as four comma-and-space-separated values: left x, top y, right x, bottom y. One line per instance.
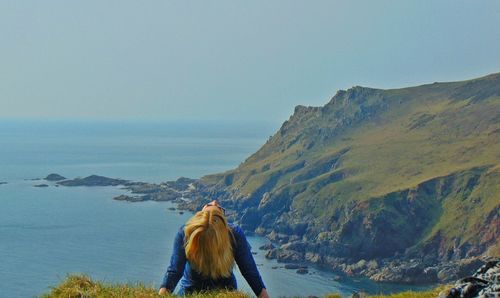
184, 209, 234, 279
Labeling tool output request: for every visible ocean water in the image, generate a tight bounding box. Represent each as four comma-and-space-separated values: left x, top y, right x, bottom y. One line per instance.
0, 120, 429, 298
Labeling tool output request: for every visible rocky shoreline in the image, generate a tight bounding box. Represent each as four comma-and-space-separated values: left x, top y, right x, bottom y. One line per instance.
47, 173, 498, 285
43, 173, 202, 204
439, 260, 499, 298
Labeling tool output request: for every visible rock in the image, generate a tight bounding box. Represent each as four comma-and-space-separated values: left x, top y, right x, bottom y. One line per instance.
284, 264, 300, 270
259, 243, 275, 250
44, 173, 66, 181
370, 260, 437, 283
58, 175, 128, 186
438, 266, 459, 282
179, 211, 184, 215
163, 177, 197, 191
267, 231, 289, 244
265, 249, 277, 259
168, 207, 176, 211
240, 207, 261, 231
443, 259, 499, 298
332, 275, 342, 281
149, 191, 179, 201
34, 184, 49, 188
126, 182, 163, 194
276, 249, 303, 262
113, 195, 147, 202
296, 268, 309, 274
280, 241, 307, 253
305, 252, 322, 263
366, 260, 378, 270
456, 258, 484, 277
254, 226, 268, 235
422, 266, 438, 281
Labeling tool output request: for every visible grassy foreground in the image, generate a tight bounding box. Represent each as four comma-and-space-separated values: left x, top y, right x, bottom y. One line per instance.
40, 274, 448, 298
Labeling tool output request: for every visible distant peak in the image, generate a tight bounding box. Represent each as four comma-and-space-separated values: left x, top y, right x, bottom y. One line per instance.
293, 105, 317, 114
326, 85, 379, 107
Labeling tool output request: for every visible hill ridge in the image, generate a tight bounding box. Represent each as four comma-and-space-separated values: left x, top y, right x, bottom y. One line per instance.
180, 72, 500, 284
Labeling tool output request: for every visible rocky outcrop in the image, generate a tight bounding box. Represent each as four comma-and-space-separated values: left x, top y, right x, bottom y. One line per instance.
113, 194, 148, 202
55, 174, 203, 203
58, 175, 128, 186
439, 260, 499, 298
44, 173, 66, 181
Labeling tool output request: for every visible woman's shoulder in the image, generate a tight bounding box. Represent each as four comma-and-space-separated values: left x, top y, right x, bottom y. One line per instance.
176, 225, 186, 237
228, 223, 246, 241
228, 223, 242, 233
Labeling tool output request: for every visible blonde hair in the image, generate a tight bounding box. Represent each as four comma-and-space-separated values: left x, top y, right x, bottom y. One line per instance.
184, 209, 234, 279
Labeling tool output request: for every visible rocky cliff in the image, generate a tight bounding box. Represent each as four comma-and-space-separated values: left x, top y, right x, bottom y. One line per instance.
180, 73, 499, 283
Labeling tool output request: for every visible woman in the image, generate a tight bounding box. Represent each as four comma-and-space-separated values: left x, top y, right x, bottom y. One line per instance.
159, 200, 270, 298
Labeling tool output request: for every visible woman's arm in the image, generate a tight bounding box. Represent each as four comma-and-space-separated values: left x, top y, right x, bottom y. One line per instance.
159, 228, 186, 293
259, 288, 270, 298
232, 225, 268, 297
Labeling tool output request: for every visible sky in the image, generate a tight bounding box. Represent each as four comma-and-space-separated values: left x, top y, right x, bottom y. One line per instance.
1, 0, 499, 123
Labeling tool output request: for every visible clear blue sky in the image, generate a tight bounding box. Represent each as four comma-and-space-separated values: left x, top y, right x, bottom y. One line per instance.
1, 0, 499, 123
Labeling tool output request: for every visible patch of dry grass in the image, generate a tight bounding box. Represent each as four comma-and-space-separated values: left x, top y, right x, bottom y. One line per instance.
40, 274, 450, 298
40, 274, 250, 298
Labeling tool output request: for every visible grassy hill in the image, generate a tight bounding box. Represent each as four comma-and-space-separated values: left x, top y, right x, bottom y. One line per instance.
196, 73, 499, 278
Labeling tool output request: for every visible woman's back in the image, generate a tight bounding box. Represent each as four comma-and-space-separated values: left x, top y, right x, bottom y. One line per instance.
159, 203, 268, 297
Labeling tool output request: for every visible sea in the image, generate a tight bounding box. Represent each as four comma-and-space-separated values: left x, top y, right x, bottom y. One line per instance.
0, 120, 430, 298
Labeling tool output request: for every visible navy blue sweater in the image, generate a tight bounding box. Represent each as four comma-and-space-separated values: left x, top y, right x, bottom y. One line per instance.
160, 224, 266, 296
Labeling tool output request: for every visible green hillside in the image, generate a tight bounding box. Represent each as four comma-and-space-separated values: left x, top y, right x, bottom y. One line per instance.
199, 73, 499, 269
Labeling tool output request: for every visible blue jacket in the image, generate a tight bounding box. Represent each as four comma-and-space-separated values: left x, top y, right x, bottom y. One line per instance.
160, 224, 266, 296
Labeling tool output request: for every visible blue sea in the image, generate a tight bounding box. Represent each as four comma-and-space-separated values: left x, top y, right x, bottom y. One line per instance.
0, 120, 429, 298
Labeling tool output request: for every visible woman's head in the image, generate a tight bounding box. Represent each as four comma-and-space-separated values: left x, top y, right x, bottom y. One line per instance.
184, 202, 234, 279
201, 200, 226, 214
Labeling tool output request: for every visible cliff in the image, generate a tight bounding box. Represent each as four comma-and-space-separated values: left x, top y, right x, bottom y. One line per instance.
189, 73, 500, 283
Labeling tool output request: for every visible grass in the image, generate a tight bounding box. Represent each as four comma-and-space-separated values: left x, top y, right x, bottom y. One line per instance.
41, 275, 450, 298
40, 274, 250, 298
368, 285, 451, 298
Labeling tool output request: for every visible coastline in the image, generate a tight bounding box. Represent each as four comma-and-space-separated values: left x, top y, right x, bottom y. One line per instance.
50, 173, 494, 286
